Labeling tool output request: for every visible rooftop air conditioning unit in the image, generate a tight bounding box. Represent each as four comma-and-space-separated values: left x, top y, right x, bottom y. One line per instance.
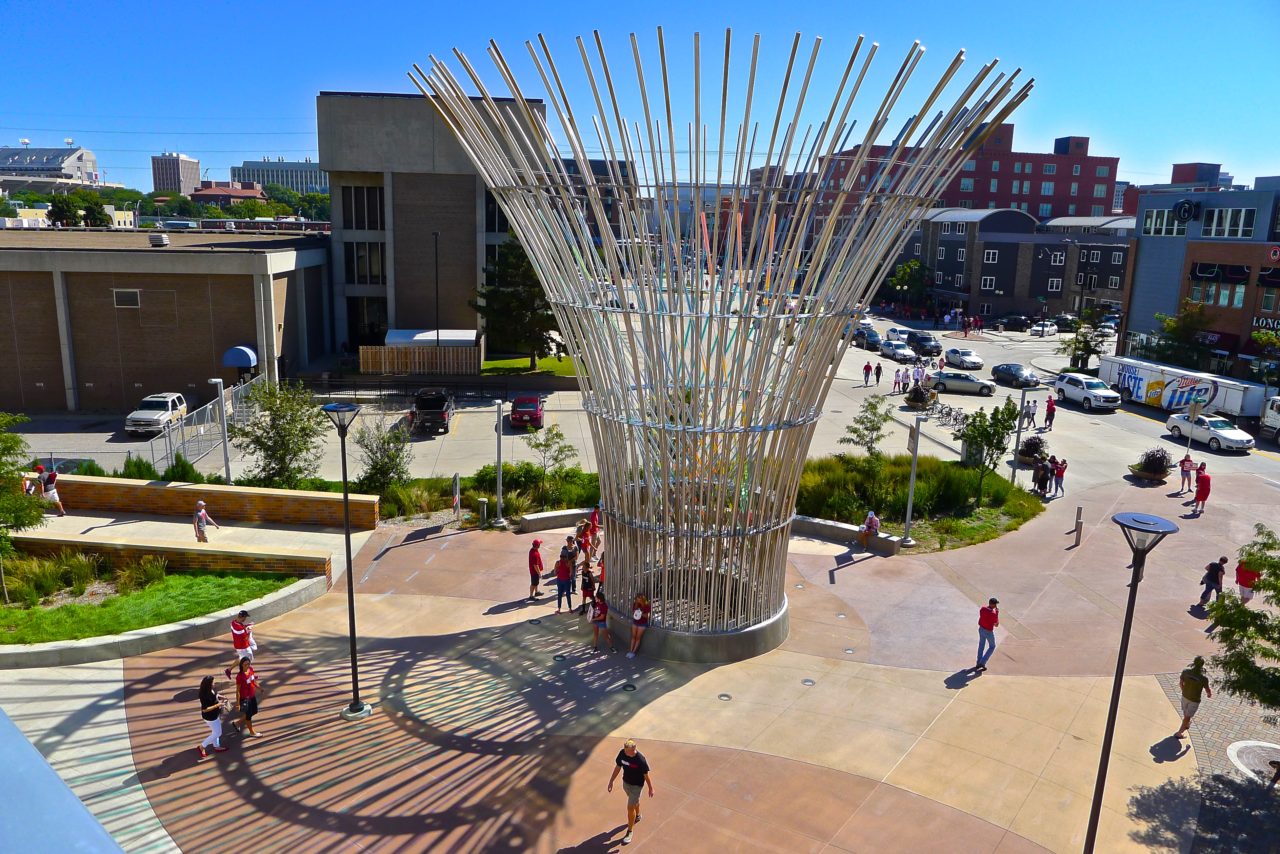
149, 232, 170, 247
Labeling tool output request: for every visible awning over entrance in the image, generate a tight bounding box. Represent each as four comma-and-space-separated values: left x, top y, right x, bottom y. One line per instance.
222, 345, 258, 368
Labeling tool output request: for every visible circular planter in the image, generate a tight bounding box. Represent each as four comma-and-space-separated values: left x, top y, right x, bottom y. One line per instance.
1017, 454, 1045, 466
1127, 464, 1170, 482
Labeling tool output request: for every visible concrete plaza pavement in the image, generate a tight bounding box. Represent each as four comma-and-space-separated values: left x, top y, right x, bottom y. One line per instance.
7, 461, 1275, 851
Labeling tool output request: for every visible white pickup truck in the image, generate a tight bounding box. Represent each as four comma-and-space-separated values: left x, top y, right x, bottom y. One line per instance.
124, 393, 187, 436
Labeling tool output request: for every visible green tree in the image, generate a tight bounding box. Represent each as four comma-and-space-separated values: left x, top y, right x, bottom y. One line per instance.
158, 194, 198, 218
1147, 298, 1213, 369
264, 183, 301, 211
228, 198, 274, 220
1207, 523, 1280, 725
1249, 330, 1280, 394
473, 235, 564, 370
229, 381, 327, 489
199, 205, 225, 219
0, 201, 17, 217
521, 423, 577, 509
1057, 307, 1111, 370
953, 398, 1019, 505
46, 195, 81, 227
839, 394, 893, 458
75, 192, 112, 227
299, 192, 330, 221
882, 260, 930, 308
0, 412, 48, 602
353, 417, 414, 494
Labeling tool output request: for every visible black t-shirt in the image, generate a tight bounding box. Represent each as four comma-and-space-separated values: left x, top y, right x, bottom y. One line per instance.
199, 688, 220, 721
615, 749, 649, 786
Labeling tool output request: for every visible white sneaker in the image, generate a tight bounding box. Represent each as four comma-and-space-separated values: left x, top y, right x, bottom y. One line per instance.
626, 651, 635, 659
622, 832, 632, 845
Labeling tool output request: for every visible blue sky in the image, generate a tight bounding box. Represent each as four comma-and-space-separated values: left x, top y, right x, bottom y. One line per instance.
4, 0, 1277, 191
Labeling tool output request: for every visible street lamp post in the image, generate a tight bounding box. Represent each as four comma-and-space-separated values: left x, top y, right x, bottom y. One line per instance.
321, 402, 374, 722
902, 414, 928, 547
1009, 385, 1032, 485
208, 378, 232, 484
433, 231, 441, 349
492, 399, 506, 527
1083, 512, 1178, 853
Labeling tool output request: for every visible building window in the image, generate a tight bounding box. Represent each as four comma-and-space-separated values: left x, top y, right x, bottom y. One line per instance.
979, 302, 992, 316
1050, 251, 1064, 265
1090, 184, 1107, 199
958, 199, 974, 209
1087, 273, 1098, 289
1111, 251, 1123, 264
1040, 182, 1055, 196
962, 160, 976, 171
1233, 283, 1246, 308
913, 243, 921, 255
941, 222, 952, 234
1079, 250, 1088, 263
1069, 182, 1078, 197
991, 161, 1000, 172
1039, 203, 1053, 217
1096, 165, 1110, 177
1077, 273, 1085, 285
1044, 164, 1057, 175
954, 273, 964, 287
1089, 250, 1101, 262
1072, 164, 1081, 176
981, 276, 995, 290
988, 202, 997, 209
937, 246, 946, 260
959, 178, 974, 192
1048, 278, 1062, 292
1024, 162, 1033, 173
1141, 209, 1187, 236
989, 178, 998, 192
341, 185, 385, 230
343, 241, 388, 285
112, 289, 140, 308
1091, 205, 1105, 216
1068, 204, 1077, 215
1107, 275, 1120, 289
983, 249, 998, 263
1011, 180, 1020, 195
957, 248, 966, 261
935, 271, 943, 284
1190, 282, 1202, 303
1202, 207, 1257, 238
1218, 284, 1232, 307
1263, 288, 1277, 312
1014, 163, 1022, 174
956, 223, 968, 235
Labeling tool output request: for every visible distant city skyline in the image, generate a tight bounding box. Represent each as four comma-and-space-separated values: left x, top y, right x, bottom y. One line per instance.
4, 0, 1277, 192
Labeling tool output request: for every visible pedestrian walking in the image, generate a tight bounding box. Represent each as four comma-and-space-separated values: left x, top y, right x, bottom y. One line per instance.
1036, 458, 1053, 496
193, 500, 220, 543
1174, 657, 1212, 739
1236, 559, 1261, 605
223, 610, 255, 679
234, 658, 262, 738
1193, 463, 1211, 515
874, 363, 883, 385
589, 591, 616, 653
892, 368, 902, 394
1052, 457, 1067, 496
607, 738, 654, 846
196, 675, 230, 760
937, 356, 945, 372
1021, 401, 1033, 430
1198, 556, 1228, 606
578, 565, 596, 616
1043, 396, 1056, 431
554, 556, 575, 614
858, 510, 880, 550
1027, 399, 1038, 429
862, 361, 873, 386
1178, 454, 1196, 494
975, 597, 999, 671
627, 594, 650, 659
528, 538, 544, 600
913, 364, 925, 387
25, 465, 65, 516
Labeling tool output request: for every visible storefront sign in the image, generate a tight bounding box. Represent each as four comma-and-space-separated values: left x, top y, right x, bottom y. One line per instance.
1253, 315, 1280, 331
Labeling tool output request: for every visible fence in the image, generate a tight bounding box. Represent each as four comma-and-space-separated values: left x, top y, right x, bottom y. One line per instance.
358, 345, 482, 375
303, 375, 519, 413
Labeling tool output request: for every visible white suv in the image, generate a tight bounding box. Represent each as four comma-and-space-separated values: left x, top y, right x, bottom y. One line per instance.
125, 393, 188, 436
1053, 373, 1121, 411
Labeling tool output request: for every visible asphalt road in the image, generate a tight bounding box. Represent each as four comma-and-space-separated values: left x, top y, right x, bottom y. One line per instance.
17, 315, 1280, 490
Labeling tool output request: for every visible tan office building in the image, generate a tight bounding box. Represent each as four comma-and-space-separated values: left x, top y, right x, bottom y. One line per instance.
0, 231, 327, 412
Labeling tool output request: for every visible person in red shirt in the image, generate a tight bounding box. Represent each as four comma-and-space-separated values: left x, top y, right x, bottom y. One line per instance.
1193, 463, 1211, 515
1236, 560, 1262, 605
223, 610, 255, 679
589, 591, 616, 653
554, 556, 574, 614
627, 595, 651, 659
528, 539, 544, 600
1178, 454, 1196, 494
975, 597, 999, 671
1044, 395, 1056, 432
234, 657, 262, 738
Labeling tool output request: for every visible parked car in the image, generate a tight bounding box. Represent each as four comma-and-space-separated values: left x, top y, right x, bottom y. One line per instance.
991, 363, 1040, 388
885, 326, 910, 342
880, 340, 917, 363
928, 371, 996, 396
508, 394, 545, 429
1029, 321, 1058, 337
854, 328, 882, 351
994, 314, 1031, 332
1097, 322, 1118, 337
410, 387, 456, 434
124, 393, 188, 436
905, 330, 943, 356
1054, 373, 1122, 411
1165, 412, 1255, 452
1051, 314, 1079, 332
944, 347, 984, 369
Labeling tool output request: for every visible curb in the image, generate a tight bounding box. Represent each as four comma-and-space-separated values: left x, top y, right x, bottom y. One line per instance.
0, 575, 328, 670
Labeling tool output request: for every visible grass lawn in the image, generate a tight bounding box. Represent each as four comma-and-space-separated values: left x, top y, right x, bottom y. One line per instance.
482, 355, 578, 377
0, 573, 295, 644
877, 490, 1044, 553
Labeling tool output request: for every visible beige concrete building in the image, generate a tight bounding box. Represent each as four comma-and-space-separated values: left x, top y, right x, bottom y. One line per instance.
0, 231, 327, 412
316, 91, 543, 348
151, 152, 200, 195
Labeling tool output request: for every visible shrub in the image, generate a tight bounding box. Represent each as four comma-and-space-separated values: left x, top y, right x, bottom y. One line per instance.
904, 385, 932, 405
383, 481, 447, 518
55, 550, 102, 596
353, 417, 414, 495
161, 453, 204, 484
116, 555, 166, 593
1018, 435, 1048, 459
1136, 447, 1174, 474
74, 459, 108, 477
116, 454, 161, 481
500, 489, 533, 517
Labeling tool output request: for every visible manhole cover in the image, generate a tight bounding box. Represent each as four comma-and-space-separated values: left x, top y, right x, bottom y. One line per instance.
837, 613, 847, 619
718, 693, 732, 701
553, 654, 566, 661
844, 648, 855, 654
621, 684, 637, 692
1227, 741, 1280, 781
528, 619, 542, 625
795, 583, 805, 589
801, 678, 816, 687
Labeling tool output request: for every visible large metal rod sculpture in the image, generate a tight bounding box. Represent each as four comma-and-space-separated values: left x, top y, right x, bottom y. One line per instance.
411, 30, 1031, 661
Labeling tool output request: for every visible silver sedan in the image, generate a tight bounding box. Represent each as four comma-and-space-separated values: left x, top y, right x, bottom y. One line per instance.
928, 370, 996, 396
944, 347, 984, 369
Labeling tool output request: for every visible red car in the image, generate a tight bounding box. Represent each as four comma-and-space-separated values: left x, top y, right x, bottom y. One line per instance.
508, 394, 544, 429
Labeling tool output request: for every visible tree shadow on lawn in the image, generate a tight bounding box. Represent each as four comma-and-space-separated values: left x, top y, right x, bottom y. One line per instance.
1128, 770, 1280, 853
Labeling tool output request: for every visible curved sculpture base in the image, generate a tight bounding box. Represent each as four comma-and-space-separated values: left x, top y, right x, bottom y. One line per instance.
608, 598, 789, 664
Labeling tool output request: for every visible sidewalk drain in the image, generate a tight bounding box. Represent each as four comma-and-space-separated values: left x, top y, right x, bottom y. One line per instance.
528, 619, 542, 625
837, 613, 846, 619
801, 678, 816, 686
553, 654, 567, 661
718, 693, 732, 701
794, 583, 805, 589
621, 684, 637, 692
844, 648, 855, 654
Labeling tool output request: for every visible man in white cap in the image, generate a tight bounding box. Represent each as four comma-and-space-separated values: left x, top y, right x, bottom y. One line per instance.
193, 499, 220, 543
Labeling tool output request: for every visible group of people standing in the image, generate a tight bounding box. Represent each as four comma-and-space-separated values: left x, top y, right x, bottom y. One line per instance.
890, 363, 930, 394
1177, 454, 1212, 515
1031, 456, 1068, 498
195, 609, 264, 760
